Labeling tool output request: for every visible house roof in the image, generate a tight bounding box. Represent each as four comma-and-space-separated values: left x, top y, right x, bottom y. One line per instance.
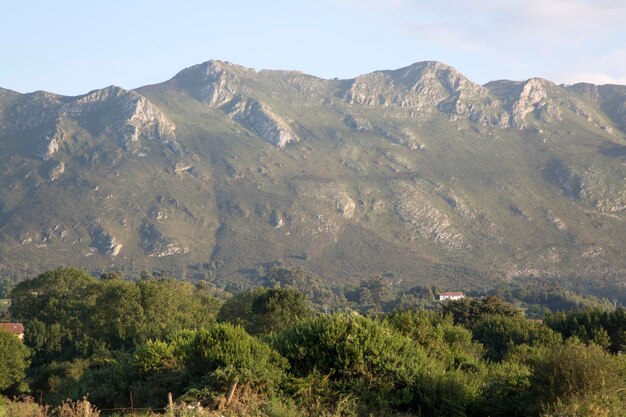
439, 292, 465, 296
0, 322, 25, 334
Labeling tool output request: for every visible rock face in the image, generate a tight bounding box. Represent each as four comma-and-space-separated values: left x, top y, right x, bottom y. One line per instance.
0, 86, 178, 159
509, 78, 550, 128
90, 227, 122, 257
344, 61, 509, 127
60, 86, 178, 152
230, 98, 299, 147
172, 60, 299, 147
173, 60, 251, 106
544, 158, 626, 212
393, 182, 463, 248
140, 221, 188, 258
47, 161, 65, 181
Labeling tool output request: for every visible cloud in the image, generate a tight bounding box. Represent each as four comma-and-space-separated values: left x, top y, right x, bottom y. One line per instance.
560, 72, 626, 86
331, 0, 626, 45
327, 0, 626, 83
556, 48, 626, 85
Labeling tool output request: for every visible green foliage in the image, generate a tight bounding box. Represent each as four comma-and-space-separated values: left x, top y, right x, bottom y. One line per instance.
486, 283, 614, 317
10, 269, 222, 365
5, 268, 626, 416
262, 266, 336, 309
135, 278, 222, 339
0, 329, 30, 392
544, 307, 626, 353
472, 315, 562, 361
390, 285, 437, 311
473, 360, 533, 417
133, 324, 288, 405
218, 287, 313, 335
133, 340, 178, 374
10, 268, 99, 360
90, 280, 145, 350
442, 296, 520, 327
529, 339, 626, 415
33, 358, 92, 405
274, 312, 443, 410
78, 352, 136, 409
386, 309, 483, 369
178, 325, 287, 391
0, 277, 13, 299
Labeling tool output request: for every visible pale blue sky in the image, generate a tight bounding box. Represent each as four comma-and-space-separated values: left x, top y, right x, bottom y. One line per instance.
2, 0, 625, 95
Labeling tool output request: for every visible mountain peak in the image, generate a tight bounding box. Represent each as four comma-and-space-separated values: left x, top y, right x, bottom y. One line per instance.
394, 60, 459, 75
343, 60, 509, 126
171, 60, 255, 107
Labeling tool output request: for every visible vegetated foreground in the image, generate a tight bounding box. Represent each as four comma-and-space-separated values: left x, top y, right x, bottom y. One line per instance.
0, 268, 625, 417
0, 59, 625, 293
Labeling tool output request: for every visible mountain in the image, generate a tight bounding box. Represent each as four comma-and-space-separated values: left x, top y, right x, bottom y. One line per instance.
0, 60, 625, 292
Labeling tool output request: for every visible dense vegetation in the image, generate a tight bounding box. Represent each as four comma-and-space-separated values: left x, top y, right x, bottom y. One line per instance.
0, 267, 625, 416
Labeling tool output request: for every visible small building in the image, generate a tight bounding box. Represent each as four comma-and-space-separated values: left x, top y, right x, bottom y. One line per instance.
438, 292, 465, 301
0, 322, 25, 340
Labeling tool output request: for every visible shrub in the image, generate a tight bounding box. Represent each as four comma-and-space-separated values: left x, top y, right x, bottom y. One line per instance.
472, 315, 562, 361
529, 339, 626, 415
132, 323, 288, 406
273, 312, 443, 411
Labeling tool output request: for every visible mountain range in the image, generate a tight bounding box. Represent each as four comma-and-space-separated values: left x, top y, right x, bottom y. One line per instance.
0, 60, 625, 292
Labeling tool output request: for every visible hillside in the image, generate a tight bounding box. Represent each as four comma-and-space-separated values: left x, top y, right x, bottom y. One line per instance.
0, 60, 625, 291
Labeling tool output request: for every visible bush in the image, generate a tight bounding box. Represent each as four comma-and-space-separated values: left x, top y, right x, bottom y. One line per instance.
472, 360, 533, 417
133, 323, 288, 406
217, 288, 312, 335
387, 310, 484, 369
273, 312, 443, 411
472, 315, 562, 361
529, 339, 626, 415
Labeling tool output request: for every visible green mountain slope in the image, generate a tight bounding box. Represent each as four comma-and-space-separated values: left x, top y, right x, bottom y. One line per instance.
0, 61, 624, 290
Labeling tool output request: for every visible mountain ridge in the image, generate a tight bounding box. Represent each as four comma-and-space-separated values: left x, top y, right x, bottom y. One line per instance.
0, 59, 624, 294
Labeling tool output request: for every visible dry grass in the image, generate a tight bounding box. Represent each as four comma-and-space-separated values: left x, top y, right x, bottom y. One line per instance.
0, 397, 100, 417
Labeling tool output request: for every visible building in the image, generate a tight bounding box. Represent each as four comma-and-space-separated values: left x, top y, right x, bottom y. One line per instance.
438, 292, 465, 301
0, 322, 25, 340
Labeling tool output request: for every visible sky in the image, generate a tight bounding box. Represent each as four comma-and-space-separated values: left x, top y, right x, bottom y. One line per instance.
1, 0, 625, 95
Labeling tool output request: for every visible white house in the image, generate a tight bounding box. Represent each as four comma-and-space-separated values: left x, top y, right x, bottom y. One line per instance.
438, 292, 465, 301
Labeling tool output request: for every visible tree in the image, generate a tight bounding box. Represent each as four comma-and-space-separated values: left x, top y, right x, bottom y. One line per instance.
545, 307, 626, 353
11, 270, 223, 365
136, 278, 222, 340
10, 268, 100, 360
358, 277, 393, 305
90, 280, 145, 351
273, 312, 443, 410
473, 361, 533, 417
10, 268, 99, 326
387, 309, 483, 369
472, 315, 562, 361
100, 271, 123, 281
529, 339, 626, 416
442, 296, 519, 328
263, 265, 335, 308
0, 329, 30, 391
217, 287, 312, 335
133, 324, 287, 405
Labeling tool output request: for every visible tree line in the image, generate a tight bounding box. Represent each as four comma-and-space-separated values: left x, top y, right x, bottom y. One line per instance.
0, 267, 624, 416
